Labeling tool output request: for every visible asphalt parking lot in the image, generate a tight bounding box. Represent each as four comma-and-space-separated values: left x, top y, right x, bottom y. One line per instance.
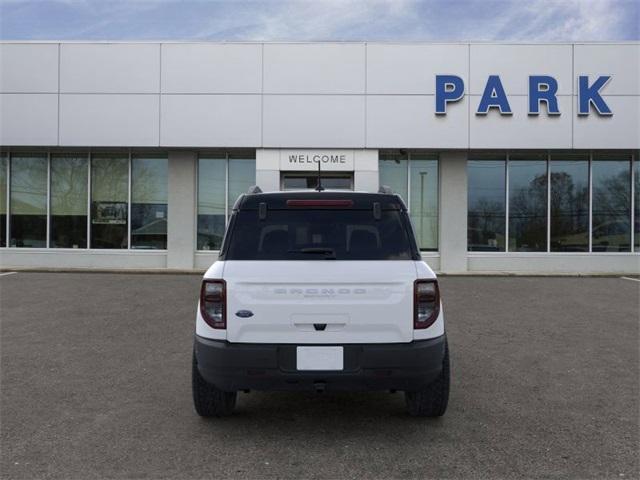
1, 273, 638, 479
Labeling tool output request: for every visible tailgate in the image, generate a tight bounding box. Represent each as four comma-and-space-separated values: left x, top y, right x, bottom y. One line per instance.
223, 260, 417, 344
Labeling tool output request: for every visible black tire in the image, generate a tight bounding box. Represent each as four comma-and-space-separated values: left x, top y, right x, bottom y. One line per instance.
192, 352, 237, 417
405, 340, 450, 417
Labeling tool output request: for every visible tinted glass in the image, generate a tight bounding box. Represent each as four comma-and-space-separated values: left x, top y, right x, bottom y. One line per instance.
228, 156, 256, 214
0, 155, 6, 247
635, 157, 639, 251
225, 210, 415, 261
131, 156, 168, 249
50, 154, 88, 248
282, 174, 352, 191
550, 156, 589, 252
91, 155, 128, 249
379, 152, 408, 202
197, 156, 225, 250
592, 156, 631, 252
10, 154, 47, 248
409, 156, 438, 250
468, 159, 506, 251
508, 156, 547, 252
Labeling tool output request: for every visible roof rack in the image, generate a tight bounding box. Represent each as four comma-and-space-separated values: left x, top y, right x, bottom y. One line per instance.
247, 185, 263, 194
378, 185, 393, 194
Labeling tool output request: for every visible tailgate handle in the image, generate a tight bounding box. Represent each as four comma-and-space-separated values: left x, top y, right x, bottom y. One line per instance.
313, 323, 327, 331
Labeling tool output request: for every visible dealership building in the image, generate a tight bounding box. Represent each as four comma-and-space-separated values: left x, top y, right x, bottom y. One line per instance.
0, 41, 638, 273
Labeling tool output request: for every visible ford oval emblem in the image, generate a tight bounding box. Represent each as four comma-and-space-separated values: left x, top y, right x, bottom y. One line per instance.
235, 310, 254, 318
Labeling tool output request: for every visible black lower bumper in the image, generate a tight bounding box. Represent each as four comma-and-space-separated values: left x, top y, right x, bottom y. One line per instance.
194, 335, 446, 392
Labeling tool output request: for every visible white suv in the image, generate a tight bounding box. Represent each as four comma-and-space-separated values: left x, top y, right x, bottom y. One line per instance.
192, 188, 450, 417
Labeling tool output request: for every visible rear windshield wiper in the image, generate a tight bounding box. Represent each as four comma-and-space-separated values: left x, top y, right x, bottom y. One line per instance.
288, 248, 336, 259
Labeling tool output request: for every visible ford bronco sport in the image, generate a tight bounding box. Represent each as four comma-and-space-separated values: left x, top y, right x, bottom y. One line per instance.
192, 188, 450, 417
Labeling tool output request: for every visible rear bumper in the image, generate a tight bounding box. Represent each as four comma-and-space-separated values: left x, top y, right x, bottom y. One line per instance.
194, 335, 447, 392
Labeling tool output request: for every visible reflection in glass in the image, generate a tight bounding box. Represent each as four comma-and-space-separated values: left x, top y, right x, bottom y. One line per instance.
50, 155, 88, 248
635, 158, 639, 251
379, 151, 408, 203
281, 174, 351, 191
0, 155, 6, 247
197, 156, 226, 250
91, 155, 128, 249
10, 154, 47, 247
508, 156, 547, 251
550, 156, 589, 252
131, 156, 168, 249
228, 156, 256, 214
409, 155, 438, 251
467, 159, 506, 251
592, 155, 631, 252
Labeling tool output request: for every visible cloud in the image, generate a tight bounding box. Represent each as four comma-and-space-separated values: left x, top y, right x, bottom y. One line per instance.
0, 0, 637, 41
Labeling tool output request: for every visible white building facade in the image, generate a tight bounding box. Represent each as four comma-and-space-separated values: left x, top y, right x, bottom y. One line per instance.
0, 41, 638, 273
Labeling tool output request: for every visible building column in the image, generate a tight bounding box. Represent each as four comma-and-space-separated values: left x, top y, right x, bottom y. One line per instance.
354, 149, 379, 192
255, 149, 280, 191
438, 151, 468, 273
167, 150, 197, 269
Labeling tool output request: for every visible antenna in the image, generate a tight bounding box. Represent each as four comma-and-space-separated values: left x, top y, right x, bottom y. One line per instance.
315, 159, 324, 191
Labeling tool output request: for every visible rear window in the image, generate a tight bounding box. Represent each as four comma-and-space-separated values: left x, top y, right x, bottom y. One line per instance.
223, 209, 417, 260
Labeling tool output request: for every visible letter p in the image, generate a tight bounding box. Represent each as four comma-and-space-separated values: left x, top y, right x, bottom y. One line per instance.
435, 75, 465, 115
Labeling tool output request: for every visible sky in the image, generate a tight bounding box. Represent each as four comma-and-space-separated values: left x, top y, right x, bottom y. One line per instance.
0, 0, 638, 42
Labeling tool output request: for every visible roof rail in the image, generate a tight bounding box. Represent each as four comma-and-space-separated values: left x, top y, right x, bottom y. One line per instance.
247, 185, 263, 194
378, 185, 393, 194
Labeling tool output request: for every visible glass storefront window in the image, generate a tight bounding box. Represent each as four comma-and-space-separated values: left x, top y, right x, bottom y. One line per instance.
50, 154, 88, 248
91, 154, 128, 249
508, 154, 548, 252
379, 151, 408, 201
635, 156, 639, 251
197, 155, 226, 250
549, 154, 589, 252
409, 155, 438, 251
228, 154, 256, 214
592, 154, 631, 252
10, 154, 47, 248
131, 155, 168, 249
0, 154, 7, 247
468, 157, 506, 252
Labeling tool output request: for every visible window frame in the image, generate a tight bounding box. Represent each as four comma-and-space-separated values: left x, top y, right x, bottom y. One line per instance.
195, 150, 256, 252
379, 150, 439, 252
468, 150, 638, 254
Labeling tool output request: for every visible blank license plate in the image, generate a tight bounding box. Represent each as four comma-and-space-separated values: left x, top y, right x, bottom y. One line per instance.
296, 346, 344, 371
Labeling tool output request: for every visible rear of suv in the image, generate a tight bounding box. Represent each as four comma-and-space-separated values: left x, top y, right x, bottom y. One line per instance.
192, 188, 450, 417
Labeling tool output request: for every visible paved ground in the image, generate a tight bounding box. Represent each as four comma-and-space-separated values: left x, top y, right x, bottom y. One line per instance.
1, 273, 638, 479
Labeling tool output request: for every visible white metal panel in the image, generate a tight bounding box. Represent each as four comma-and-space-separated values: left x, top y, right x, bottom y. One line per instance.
574, 44, 640, 95
470, 44, 573, 95
366, 95, 468, 148
161, 94, 261, 147
0, 44, 59, 93
573, 96, 640, 149
367, 43, 468, 94
161, 43, 262, 93
263, 95, 365, 148
60, 43, 160, 93
0, 94, 58, 145
59, 94, 159, 146
469, 95, 573, 149
263, 43, 365, 94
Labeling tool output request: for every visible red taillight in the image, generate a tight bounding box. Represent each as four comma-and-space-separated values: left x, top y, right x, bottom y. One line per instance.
414, 279, 440, 329
286, 199, 354, 207
200, 279, 226, 329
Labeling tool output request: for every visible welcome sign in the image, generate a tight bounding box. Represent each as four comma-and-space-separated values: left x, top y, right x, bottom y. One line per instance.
279, 150, 355, 171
